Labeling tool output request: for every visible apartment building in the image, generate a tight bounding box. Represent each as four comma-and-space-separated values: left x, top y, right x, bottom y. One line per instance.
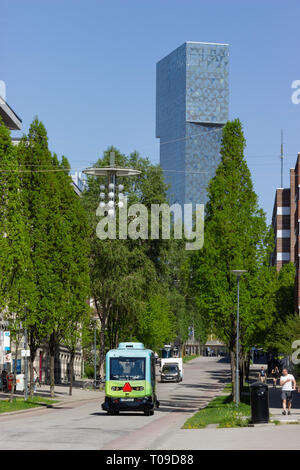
271, 153, 300, 313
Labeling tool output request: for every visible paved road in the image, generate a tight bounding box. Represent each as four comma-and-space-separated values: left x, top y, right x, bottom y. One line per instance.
3, 358, 299, 450
0, 357, 230, 450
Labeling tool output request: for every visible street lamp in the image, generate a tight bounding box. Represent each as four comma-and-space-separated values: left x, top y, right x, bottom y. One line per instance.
230, 269, 247, 408
83, 152, 141, 219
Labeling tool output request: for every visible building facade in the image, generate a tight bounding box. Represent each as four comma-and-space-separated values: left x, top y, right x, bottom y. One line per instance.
0, 97, 22, 131
156, 42, 229, 208
271, 188, 293, 270
271, 153, 300, 313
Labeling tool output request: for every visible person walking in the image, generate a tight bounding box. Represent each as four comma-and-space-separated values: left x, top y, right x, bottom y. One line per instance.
33, 367, 38, 394
1, 370, 8, 392
280, 368, 296, 416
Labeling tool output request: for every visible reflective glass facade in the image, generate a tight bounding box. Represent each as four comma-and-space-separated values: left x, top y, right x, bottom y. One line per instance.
156, 42, 229, 207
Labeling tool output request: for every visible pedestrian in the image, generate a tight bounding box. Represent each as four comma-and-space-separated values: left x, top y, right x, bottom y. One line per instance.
1, 370, 8, 392
258, 366, 267, 383
33, 367, 38, 393
280, 368, 296, 416
271, 366, 280, 387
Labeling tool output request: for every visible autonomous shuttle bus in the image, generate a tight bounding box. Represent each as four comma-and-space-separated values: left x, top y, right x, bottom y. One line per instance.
101, 342, 159, 416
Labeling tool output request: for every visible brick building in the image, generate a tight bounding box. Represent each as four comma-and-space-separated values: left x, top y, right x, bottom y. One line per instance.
271, 153, 300, 313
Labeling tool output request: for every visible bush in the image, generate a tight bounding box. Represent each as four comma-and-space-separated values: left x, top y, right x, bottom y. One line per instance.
84, 365, 94, 378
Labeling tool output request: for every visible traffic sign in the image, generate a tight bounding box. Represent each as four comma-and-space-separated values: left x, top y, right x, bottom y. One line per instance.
21, 349, 30, 357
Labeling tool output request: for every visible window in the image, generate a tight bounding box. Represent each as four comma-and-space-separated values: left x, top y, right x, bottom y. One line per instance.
110, 357, 145, 381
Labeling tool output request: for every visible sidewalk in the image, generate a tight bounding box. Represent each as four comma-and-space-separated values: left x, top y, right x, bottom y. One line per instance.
249, 363, 300, 423
268, 385, 300, 422
156, 362, 300, 450
0, 382, 104, 407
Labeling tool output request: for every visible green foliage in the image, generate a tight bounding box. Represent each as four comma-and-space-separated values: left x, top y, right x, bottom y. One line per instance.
18, 118, 90, 393
0, 117, 90, 394
182, 393, 250, 429
83, 365, 95, 379
0, 118, 35, 342
187, 119, 275, 357
263, 263, 298, 353
82, 146, 191, 363
183, 355, 199, 363
137, 294, 176, 351
0, 397, 59, 414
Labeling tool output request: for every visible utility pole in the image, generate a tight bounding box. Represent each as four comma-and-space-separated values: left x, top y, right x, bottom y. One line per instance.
281, 129, 284, 188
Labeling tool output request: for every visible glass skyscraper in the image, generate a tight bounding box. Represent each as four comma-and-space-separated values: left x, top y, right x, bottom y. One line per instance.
156, 42, 229, 207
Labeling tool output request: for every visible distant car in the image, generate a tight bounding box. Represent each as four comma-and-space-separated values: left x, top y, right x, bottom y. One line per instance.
161, 363, 181, 383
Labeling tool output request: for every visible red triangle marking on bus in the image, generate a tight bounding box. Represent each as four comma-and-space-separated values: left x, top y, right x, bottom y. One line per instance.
123, 382, 132, 392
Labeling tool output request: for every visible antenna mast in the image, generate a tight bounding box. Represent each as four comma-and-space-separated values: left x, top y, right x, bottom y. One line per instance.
281, 129, 284, 188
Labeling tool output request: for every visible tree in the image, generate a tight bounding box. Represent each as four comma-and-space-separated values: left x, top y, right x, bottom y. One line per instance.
16, 119, 90, 397
0, 118, 35, 401
82, 146, 188, 373
137, 294, 176, 351
46, 155, 90, 396
263, 263, 297, 354
187, 119, 275, 399
16, 119, 60, 395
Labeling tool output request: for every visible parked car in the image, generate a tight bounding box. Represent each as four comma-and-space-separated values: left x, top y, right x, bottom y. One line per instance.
161, 363, 181, 383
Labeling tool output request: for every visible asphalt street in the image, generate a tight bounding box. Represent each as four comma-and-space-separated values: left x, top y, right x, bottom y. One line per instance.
0, 357, 230, 450
1, 357, 300, 450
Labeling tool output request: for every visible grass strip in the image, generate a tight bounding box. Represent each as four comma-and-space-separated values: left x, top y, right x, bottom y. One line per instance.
182, 393, 251, 429
0, 396, 59, 414
183, 355, 199, 363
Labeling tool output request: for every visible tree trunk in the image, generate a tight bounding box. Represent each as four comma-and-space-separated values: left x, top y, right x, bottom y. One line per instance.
69, 351, 75, 396
29, 348, 38, 398
29, 355, 34, 397
49, 333, 56, 398
245, 351, 250, 382
240, 353, 244, 397
28, 326, 40, 397
99, 310, 106, 379
230, 349, 236, 400
50, 354, 55, 397
9, 342, 18, 403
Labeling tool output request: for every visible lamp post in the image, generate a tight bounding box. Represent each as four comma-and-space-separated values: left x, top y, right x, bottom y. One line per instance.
84, 153, 141, 384
230, 269, 247, 408
83, 152, 141, 220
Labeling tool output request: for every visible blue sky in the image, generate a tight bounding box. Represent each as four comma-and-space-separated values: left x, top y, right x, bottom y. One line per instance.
1, 0, 300, 222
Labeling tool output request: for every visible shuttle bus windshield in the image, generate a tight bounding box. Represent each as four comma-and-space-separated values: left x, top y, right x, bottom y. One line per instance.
110, 357, 146, 381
